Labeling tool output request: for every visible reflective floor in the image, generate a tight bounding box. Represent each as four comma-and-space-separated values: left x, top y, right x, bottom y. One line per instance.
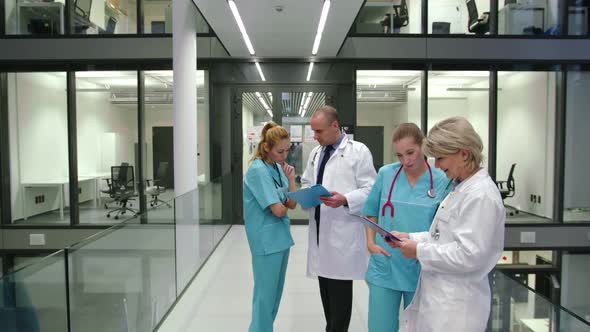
157, 225, 373, 332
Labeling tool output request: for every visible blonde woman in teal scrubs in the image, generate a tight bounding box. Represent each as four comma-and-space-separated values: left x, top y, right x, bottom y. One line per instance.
243, 122, 298, 332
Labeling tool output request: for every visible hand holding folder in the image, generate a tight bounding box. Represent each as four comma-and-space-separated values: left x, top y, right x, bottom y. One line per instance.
286, 184, 333, 209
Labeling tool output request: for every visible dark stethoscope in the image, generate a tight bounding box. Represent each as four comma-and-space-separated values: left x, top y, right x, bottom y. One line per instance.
381, 159, 436, 218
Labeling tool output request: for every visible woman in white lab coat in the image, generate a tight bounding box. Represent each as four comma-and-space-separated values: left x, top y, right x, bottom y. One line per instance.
388, 116, 506, 332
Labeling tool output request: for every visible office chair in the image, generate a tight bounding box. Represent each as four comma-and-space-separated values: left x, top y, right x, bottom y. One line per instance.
106, 165, 138, 220
466, 0, 490, 34
496, 163, 519, 216
146, 162, 171, 208
392, 0, 409, 30
100, 162, 129, 209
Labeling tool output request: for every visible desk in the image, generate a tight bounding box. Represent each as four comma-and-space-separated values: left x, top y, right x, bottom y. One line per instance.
16, 1, 64, 35
22, 175, 104, 220
520, 318, 549, 331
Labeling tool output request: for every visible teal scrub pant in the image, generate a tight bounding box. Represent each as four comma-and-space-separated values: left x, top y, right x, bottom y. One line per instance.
249, 248, 290, 332
368, 283, 415, 332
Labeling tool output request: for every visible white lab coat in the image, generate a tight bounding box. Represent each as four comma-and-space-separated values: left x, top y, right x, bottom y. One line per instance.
301, 135, 377, 280
400, 168, 505, 332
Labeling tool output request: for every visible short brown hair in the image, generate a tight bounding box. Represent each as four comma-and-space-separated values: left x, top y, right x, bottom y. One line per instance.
312, 105, 340, 125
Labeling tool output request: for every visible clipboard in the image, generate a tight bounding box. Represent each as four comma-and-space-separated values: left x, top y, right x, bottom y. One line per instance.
349, 214, 402, 242
286, 184, 332, 209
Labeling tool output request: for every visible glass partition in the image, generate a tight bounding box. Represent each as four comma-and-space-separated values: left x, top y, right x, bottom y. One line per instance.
73, 0, 137, 34
76, 71, 139, 225
0, 251, 68, 331
498, 71, 556, 224
356, 70, 423, 169
564, 68, 590, 223
7, 72, 69, 225
429, 0, 490, 34
562, 253, 590, 322
352, 0, 422, 34
4, 0, 66, 35
491, 270, 590, 331
427, 70, 489, 161
498, 0, 559, 35
568, 3, 590, 36
68, 219, 176, 332
142, 0, 171, 33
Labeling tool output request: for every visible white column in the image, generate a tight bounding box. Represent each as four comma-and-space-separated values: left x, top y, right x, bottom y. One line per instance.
173, 0, 197, 195
173, 0, 199, 294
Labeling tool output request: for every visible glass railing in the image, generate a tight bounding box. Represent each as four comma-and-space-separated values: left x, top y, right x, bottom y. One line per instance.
0, 179, 230, 331
490, 270, 590, 331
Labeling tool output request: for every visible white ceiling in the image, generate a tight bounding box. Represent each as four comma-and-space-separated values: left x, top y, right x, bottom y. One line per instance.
194, 0, 364, 57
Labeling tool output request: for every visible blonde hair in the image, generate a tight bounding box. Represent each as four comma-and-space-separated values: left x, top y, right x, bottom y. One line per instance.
423, 117, 483, 172
252, 122, 290, 162
392, 122, 424, 146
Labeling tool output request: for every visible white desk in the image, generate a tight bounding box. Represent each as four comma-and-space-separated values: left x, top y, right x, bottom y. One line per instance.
520, 318, 549, 332
22, 175, 104, 220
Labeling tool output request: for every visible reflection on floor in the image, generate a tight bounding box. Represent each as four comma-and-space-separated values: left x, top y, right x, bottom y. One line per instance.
505, 207, 552, 224
14, 191, 177, 225
564, 208, 590, 222
157, 225, 372, 332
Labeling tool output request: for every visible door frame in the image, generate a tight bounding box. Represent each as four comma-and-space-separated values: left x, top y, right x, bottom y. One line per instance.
231, 84, 338, 224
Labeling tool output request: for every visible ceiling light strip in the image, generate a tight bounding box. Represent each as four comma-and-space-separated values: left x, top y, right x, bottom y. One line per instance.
312, 0, 331, 55
306, 62, 314, 81
255, 62, 266, 81
228, 0, 256, 55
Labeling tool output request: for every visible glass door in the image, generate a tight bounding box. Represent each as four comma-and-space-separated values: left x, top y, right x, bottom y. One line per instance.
241, 91, 275, 175
279, 90, 327, 221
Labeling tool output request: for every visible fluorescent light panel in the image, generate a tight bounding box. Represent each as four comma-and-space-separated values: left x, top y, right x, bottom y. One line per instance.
306, 62, 314, 81
228, 0, 255, 55
255, 62, 266, 81
312, 0, 331, 55
255, 91, 272, 117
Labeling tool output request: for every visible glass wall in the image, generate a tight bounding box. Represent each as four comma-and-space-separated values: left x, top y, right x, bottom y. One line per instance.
564, 68, 590, 223
4, 0, 66, 35
427, 70, 489, 159
75, 71, 139, 224
142, 0, 171, 33
498, 71, 556, 223
498, 0, 559, 35
568, 3, 590, 35
73, 0, 137, 34
7, 72, 69, 225
562, 252, 590, 321
352, 0, 421, 34
429, 0, 490, 34
356, 70, 423, 168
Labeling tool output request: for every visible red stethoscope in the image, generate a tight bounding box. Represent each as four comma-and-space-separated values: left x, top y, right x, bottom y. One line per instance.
381, 160, 436, 217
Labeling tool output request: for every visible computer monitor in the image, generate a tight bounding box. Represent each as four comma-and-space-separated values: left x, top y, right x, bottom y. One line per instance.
75, 0, 92, 18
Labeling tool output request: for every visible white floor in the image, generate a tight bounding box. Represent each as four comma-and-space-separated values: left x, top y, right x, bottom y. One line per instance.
157, 225, 370, 332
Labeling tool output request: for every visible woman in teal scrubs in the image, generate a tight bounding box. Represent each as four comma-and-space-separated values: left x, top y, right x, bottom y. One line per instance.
361, 123, 452, 332
243, 122, 298, 332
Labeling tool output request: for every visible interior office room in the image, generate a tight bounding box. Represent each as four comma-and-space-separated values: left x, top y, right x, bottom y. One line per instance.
2, 0, 590, 331
4, 69, 215, 225
352, 0, 590, 35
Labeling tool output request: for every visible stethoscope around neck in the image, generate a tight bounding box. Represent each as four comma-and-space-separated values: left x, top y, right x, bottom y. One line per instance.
381, 159, 436, 218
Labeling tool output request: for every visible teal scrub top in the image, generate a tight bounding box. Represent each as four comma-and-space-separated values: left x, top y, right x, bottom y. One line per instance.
361, 162, 453, 291
243, 159, 295, 256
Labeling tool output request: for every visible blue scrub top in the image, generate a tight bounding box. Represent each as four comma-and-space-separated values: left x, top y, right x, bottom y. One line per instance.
361, 162, 452, 291
243, 159, 295, 256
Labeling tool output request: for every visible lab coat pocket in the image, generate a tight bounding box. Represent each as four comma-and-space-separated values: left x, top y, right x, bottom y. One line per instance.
260, 220, 294, 255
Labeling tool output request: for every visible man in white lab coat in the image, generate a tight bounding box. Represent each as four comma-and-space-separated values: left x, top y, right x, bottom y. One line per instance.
301, 106, 377, 332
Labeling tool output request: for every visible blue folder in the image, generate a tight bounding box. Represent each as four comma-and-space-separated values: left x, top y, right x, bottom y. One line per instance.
286, 184, 332, 209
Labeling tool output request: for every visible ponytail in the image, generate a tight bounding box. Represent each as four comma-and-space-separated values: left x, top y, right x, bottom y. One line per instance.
251, 122, 290, 162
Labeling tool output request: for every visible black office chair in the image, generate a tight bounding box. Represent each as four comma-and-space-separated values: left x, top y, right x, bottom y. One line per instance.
496, 163, 518, 216
466, 0, 490, 34
100, 162, 129, 209
146, 162, 171, 208
106, 165, 138, 220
